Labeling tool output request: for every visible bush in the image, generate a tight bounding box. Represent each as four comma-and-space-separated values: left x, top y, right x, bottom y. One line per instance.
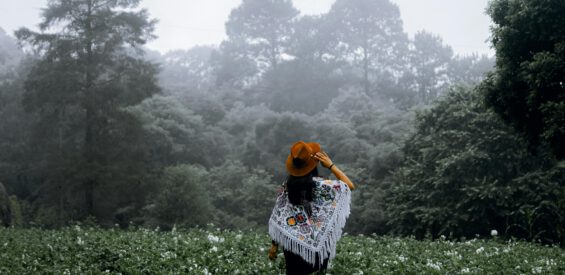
147, 165, 212, 229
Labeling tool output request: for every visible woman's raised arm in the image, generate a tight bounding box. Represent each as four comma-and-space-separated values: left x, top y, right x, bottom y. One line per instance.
313, 152, 356, 190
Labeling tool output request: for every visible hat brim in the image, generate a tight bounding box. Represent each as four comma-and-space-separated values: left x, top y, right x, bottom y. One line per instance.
286, 142, 321, 177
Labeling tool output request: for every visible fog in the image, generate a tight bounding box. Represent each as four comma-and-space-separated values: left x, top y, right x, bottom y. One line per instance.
1, 0, 563, 261
1, 0, 493, 55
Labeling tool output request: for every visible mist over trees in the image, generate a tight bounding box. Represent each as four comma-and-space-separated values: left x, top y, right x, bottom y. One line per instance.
2, 0, 563, 245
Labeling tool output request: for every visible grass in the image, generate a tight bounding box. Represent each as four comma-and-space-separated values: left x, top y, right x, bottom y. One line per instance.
0, 226, 563, 274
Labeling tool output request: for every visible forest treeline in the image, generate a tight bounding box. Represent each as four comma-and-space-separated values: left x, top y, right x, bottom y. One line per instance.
0, 0, 563, 245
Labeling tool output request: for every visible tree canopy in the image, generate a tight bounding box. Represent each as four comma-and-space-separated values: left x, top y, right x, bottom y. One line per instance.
14, 0, 160, 225
482, 0, 565, 159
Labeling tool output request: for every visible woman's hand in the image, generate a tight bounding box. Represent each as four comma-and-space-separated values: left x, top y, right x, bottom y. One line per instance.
313, 151, 333, 169
314, 151, 356, 190
268, 243, 278, 260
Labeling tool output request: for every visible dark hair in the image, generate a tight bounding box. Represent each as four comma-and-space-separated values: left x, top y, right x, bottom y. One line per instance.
286, 167, 318, 215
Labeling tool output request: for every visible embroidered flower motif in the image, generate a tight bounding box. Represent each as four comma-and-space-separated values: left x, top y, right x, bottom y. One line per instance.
295, 213, 307, 224
287, 217, 297, 226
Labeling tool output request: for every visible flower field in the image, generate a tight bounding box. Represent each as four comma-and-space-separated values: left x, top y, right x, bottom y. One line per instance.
0, 227, 563, 274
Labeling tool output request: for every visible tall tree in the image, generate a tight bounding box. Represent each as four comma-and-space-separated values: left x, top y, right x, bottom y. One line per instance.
482, 0, 565, 159
448, 53, 494, 88
409, 31, 453, 103
222, 0, 299, 81
16, 0, 160, 224
326, 0, 408, 96
0, 28, 22, 76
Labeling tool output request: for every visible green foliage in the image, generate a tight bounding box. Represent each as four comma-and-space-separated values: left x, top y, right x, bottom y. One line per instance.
208, 161, 276, 229
0, 0, 500, 238
483, 0, 565, 159
128, 95, 228, 168
1, 227, 564, 274
13, 0, 160, 225
225, 0, 299, 72
327, 0, 408, 96
386, 87, 565, 243
0, 182, 10, 226
147, 165, 212, 229
409, 31, 453, 103
8, 196, 23, 227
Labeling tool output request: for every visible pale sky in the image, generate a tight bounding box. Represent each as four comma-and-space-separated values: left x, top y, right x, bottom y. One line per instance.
0, 0, 494, 56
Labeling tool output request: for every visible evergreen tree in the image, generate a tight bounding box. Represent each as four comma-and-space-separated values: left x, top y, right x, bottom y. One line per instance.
15, 0, 160, 225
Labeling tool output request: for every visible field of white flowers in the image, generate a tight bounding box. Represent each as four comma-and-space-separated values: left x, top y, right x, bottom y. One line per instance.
0, 226, 563, 274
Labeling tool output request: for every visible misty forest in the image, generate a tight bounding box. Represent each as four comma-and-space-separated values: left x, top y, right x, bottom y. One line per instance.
0, 0, 564, 272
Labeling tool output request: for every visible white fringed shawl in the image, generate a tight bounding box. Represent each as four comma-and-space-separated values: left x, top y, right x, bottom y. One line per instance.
268, 178, 351, 267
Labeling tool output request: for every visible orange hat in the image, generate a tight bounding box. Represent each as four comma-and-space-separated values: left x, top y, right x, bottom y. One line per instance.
286, 141, 321, 176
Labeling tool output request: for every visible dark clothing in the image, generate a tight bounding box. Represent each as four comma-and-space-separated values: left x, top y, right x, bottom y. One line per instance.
283, 249, 329, 275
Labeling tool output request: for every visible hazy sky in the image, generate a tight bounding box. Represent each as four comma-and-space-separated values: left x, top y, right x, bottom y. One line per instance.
0, 0, 494, 56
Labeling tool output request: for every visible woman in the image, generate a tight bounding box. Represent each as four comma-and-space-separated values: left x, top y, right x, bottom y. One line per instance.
268, 141, 355, 274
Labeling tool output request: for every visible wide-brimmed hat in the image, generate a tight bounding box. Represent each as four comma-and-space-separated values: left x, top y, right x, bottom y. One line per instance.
286, 141, 321, 177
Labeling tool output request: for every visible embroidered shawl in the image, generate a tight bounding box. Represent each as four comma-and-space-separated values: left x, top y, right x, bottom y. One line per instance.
268, 177, 352, 266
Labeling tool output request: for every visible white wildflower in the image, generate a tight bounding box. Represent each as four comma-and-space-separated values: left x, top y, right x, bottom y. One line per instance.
211, 246, 218, 252
161, 251, 177, 260
490, 229, 498, 236
207, 234, 220, 242
77, 237, 84, 245
398, 255, 407, 262
426, 259, 441, 271
461, 267, 470, 273
355, 252, 362, 256
475, 247, 484, 254
235, 234, 243, 240
532, 266, 543, 274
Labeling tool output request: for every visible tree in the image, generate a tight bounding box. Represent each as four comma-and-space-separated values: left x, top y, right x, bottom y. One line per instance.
15, 0, 160, 224
159, 46, 216, 92
448, 53, 494, 87
0, 28, 23, 78
326, 0, 408, 96
408, 31, 453, 103
482, 0, 565, 159
147, 164, 212, 229
221, 0, 299, 83
128, 95, 229, 169
385, 87, 565, 243
0, 182, 11, 227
